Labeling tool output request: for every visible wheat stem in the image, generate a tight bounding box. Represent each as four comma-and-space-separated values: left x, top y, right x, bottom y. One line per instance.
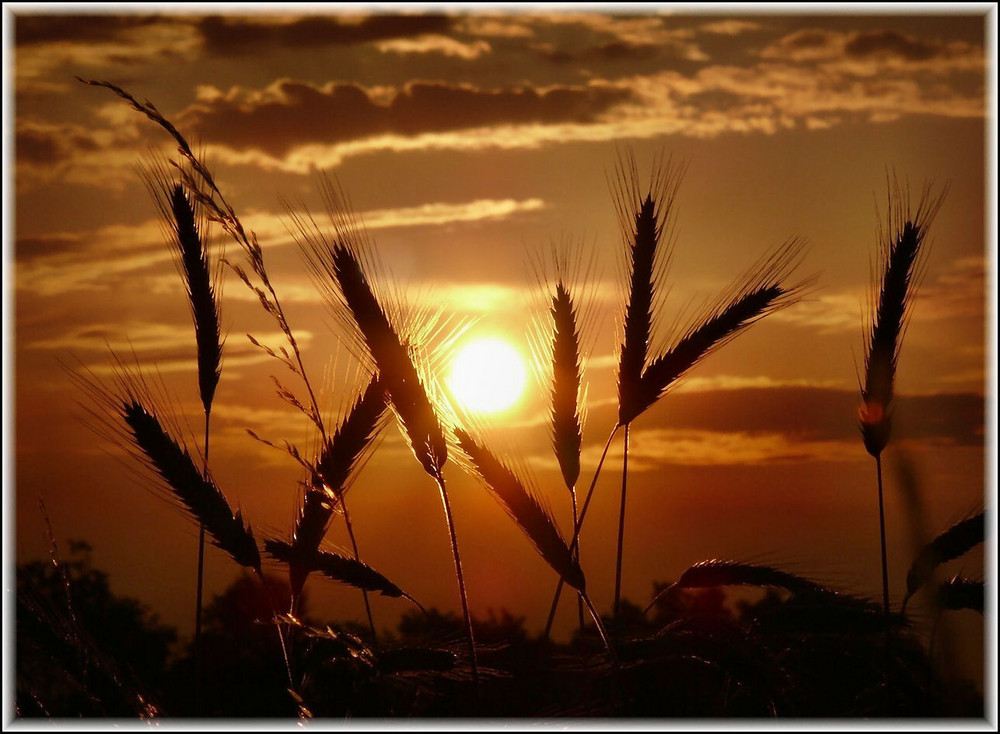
542, 426, 618, 640
876, 455, 890, 617
340, 499, 376, 643
573, 426, 620, 552
194, 411, 209, 716
571, 489, 584, 633
613, 424, 630, 626
581, 591, 618, 666
434, 473, 479, 687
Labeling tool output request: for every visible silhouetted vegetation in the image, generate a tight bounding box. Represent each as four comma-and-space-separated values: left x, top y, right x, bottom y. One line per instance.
14, 79, 984, 722
16, 552, 984, 718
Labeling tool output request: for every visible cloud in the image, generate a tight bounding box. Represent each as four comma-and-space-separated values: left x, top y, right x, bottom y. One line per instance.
14, 15, 202, 91
565, 383, 984, 470
28, 322, 312, 358
375, 34, 492, 59
580, 385, 984, 450
454, 16, 535, 39
760, 27, 984, 74
530, 13, 709, 65
180, 78, 635, 158
591, 427, 860, 468
195, 14, 454, 55
699, 20, 764, 36
14, 14, 167, 46
353, 198, 546, 230
15, 197, 547, 298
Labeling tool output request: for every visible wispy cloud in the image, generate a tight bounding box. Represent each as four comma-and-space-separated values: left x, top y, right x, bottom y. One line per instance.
196, 14, 454, 55
584, 427, 861, 469
698, 20, 765, 36
178, 78, 634, 159
375, 34, 492, 59
760, 27, 985, 74
15, 15, 201, 92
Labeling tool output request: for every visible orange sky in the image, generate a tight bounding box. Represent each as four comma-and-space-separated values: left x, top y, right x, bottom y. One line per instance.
8, 5, 994, 688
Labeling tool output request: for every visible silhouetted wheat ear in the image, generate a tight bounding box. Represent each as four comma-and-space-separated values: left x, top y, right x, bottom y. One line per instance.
550, 281, 583, 490
905, 510, 985, 601
613, 152, 684, 427
169, 184, 222, 414
935, 577, 984, 614
264, 539, 411, 600
285, 488, 335, 599
455, 428, 586, 592
624, 239, 806, 426
316, 375, 389, 496
860, 177, 948, 458
676, 560, 830, 595
330, 243, 448, 478
121, 400, 260, 571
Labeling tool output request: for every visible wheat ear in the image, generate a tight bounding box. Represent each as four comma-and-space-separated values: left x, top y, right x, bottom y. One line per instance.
540, 280, 588, 637
645, 559, 833, 614
860, 174, 948, 625
290, 376, 388, 632
302, 214, 476, 681
265, 539, 422, 609
934, 577, 984, 614
861, 174, 948, 459
456, 429, 615, 660
613, 150, 684, 427
904, 510, 984, 609
326, 244, 448, 478
121, 399, 260, 571
141, 160, 226, 709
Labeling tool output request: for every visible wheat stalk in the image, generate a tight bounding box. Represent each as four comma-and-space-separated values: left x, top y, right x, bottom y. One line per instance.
861, 174, 948, 459
860, 173, 948, 624
295, 193, 478, 683
141, 162, 226, 702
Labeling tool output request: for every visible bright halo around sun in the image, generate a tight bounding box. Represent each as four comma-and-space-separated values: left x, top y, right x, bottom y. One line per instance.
447, 336, 527, 415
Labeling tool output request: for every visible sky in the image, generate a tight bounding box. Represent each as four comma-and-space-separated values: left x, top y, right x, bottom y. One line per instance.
6, 3, 996, 694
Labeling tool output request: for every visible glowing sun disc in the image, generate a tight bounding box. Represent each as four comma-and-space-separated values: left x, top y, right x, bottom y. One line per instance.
448, 337, 527, 414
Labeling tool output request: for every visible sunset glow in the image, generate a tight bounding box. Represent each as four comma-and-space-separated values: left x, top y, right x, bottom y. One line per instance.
8, 5, 991, 719
447, 336, 528, 414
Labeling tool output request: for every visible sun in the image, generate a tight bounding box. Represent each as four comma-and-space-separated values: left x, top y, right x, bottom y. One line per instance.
447, 336, 528, 414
